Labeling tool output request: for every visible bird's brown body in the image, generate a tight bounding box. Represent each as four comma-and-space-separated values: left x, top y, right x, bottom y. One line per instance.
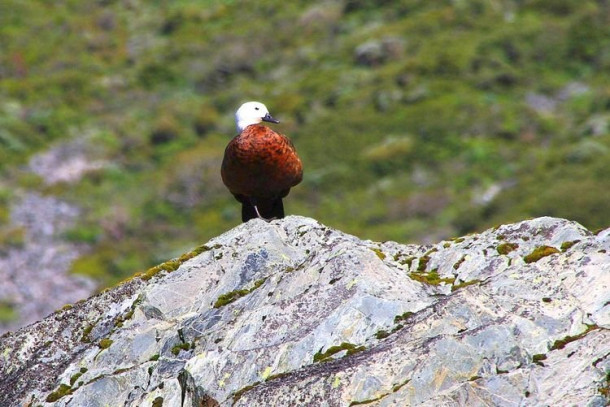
221, 124, 302, 221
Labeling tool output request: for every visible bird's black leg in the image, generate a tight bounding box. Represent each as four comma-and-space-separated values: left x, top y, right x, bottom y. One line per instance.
241, 202, 258, 222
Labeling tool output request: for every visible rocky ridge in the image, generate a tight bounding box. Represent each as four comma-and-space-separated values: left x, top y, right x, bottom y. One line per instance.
0, 216, 608, 406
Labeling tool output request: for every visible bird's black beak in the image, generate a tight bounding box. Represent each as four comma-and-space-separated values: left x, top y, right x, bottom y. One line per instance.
262, 113, 280, 124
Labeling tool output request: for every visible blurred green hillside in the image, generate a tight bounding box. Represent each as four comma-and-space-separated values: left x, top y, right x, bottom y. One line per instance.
1, 0, 609, 287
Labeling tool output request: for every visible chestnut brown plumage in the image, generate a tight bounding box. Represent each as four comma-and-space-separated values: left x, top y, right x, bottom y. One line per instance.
221, 102, 303, 222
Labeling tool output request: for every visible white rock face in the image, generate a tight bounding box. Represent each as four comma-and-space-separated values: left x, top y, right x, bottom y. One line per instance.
0, 216, 608, 406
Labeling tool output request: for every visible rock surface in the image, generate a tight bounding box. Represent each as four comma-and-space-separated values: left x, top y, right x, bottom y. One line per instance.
0, 216, 608, 406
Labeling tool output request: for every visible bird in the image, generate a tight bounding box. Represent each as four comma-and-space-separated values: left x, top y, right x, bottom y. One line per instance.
221, 101, 303, 222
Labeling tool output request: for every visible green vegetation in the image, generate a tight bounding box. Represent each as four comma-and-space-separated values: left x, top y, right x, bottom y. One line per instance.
213, 278, 266, 308
409, 269, 455, 285
600, 370, 610, 399
452, 256, 466, 270
45, 383, 73, 402
451, 279, 482, 291
532, 353, 547, 366
171, 342, 192, 356
394, 312, 414, 324
69, 369, 86, 386
0, 301, 17, 324
560, 240, 580, 252
550, 324, 598, 350
375, 329, 390, 340
313, 342, 366, 363
80, 323, 95, 343
523, 245, 561, 263
98, 338, 113, 349
0, 226, 25, 251
1, 1, 609, 287
497, 242, 519, 255
232, 382, 261, 403
371, 247, 386, 260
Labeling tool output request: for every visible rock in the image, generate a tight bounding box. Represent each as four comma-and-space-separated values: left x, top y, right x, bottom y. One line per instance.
0, 216, 608, 406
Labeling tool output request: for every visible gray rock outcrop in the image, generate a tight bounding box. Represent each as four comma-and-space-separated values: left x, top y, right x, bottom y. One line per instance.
0, 216, 608, 406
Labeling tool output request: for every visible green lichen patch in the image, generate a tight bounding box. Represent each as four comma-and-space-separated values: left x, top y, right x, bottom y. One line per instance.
451, 279, 481, 292
0, 301, 18, 324
409, 270, 455, 286
375, 330, 390, 340
391, 312, 414, 332
560, 240, 580, 252
394, 311, 414, 324
0, 226, 26, 250
313, 342, 366, 363
523, 246, 560, 263
349, 394, 387, 406
550, 324, 598, 351
139, 243, 216, 282
114, 295, 144, 328
497, 242, 519, 255
416, 256, 431, 272
349, 377, 410, 406
152, 397, 164, 407
370, 247, 386, 260
140, 259, 181, 281
232, 381, 261, 403
171, 342, 193, 356
392, 378, 410, 393
98, 338, 113, 349
599, 370, 610, 399
452, 256, 466, 270
416, 248, 438, 272
393, 253, 415, 268
532, 353, 547, 366
213, 278, 267, 308
149, 354, 160, 361
80, 323, 94, 343
69, 371, 84, 386
46, 383, 73, 402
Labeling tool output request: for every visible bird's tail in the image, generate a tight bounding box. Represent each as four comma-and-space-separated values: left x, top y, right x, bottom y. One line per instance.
242, 198, 284, 222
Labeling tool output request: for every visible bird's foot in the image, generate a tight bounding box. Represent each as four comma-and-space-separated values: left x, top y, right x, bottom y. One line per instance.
253, 205, 276, 222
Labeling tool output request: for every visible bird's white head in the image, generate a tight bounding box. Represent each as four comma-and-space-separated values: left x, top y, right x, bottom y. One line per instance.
235, 101, 280, 132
